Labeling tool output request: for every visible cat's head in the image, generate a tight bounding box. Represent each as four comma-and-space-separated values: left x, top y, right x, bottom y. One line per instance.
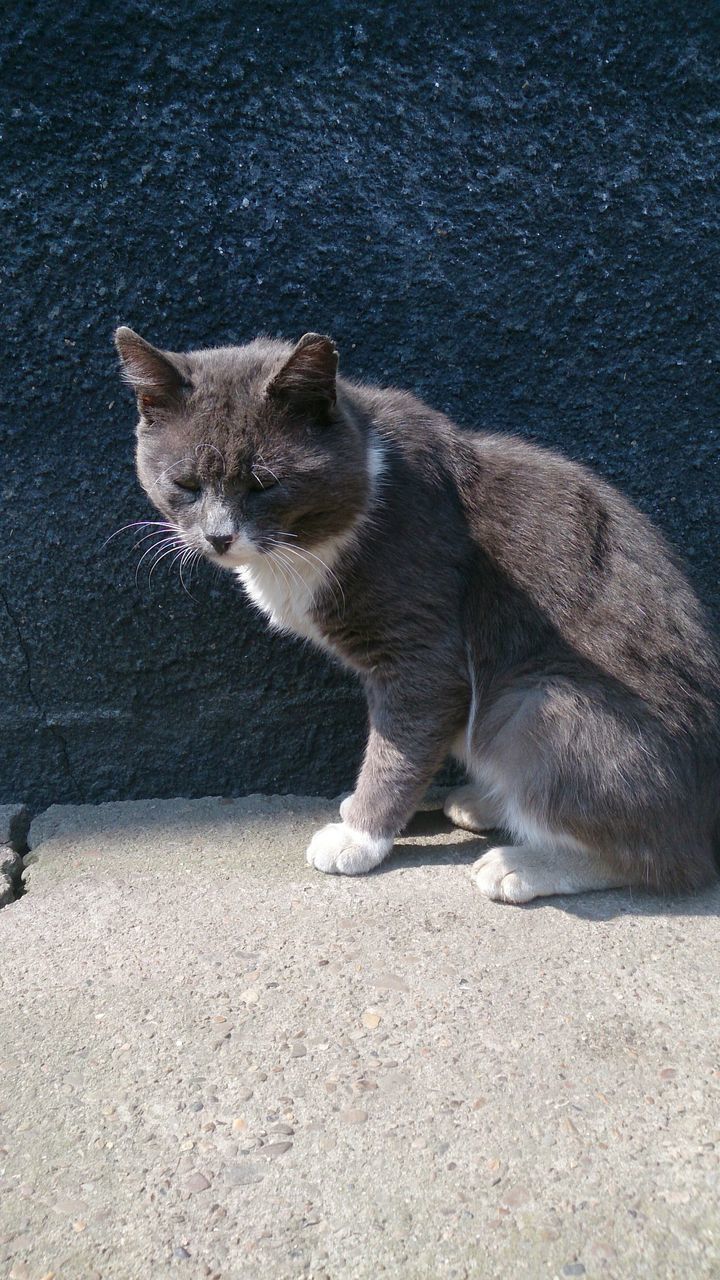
115, 328, 369, 567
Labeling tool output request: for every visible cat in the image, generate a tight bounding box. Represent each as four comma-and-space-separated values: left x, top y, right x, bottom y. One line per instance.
115, 326, 720, 903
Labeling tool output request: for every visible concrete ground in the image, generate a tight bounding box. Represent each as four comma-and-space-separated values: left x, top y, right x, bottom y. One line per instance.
0, 794, 718, 1280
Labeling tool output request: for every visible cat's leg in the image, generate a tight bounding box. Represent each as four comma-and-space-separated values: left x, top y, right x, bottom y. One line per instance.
338, 794, 356, 823
471, 841, 627, 903
443, 783, 504, 832
469, 677, 716, 900
308, 682, 462, 876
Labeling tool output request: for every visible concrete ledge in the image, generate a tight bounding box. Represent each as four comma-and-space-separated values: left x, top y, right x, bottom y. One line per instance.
1, 794, 719, 1278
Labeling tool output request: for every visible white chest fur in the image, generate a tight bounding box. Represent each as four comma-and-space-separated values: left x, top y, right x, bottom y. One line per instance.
236, 438, 386, 648
235, 534, 350, 647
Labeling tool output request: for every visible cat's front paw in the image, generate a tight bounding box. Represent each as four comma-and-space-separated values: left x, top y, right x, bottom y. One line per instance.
306, 822, 392, 876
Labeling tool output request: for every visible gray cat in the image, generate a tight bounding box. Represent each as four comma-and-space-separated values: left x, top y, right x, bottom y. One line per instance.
115, 327, 720, 902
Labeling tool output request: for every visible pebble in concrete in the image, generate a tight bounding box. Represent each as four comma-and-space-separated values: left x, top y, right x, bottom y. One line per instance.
185, 1172, 211, 1193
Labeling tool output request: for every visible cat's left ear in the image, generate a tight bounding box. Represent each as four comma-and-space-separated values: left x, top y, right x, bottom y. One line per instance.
266, 333, 338, 419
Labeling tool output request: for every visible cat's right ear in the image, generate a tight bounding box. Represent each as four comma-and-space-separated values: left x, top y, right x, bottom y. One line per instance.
114, 327, 189, 417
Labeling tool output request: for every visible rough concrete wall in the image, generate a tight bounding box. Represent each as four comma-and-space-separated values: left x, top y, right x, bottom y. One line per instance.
2, 1, 719, 810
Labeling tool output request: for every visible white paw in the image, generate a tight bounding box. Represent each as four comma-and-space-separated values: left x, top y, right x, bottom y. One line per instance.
472, 845, 541, 903
306, 822, 392, 876
339, 794, 354, 823
444, 784, 502, 832
471, 843, 625, 903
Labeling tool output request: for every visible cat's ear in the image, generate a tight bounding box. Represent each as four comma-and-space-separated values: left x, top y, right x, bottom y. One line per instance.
114, 327, 189, 416
266, 333, 338, 419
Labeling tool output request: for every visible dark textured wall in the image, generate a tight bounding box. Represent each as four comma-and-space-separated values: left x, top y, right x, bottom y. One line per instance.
2, 1, 719, 811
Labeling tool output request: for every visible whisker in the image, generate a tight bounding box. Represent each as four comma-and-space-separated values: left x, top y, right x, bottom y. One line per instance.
280, 543, 346, 615
264, 538, 315, 590
298, 546, 347, 610
265, 553, 289, 597
130, 527, 179, 552
141, 547, 180, 587
266, 543, 304, 594
196, 442, 226, 472
136, 535, 182, 571
254, 461, 281, 486
184, 548, 201, 589
146, 456, 193, 494
274, 553, 301, 599
141, 539, 184, 585
272, 549, 314, 603
101, 520, 173, 551
157, 546, 190, 584
178, 548, 198, 599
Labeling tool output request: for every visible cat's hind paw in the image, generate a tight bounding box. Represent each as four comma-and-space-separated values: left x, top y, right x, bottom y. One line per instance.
306, 822, 392, 876
471, 845, 542, 903
472, 843, 626, 903
444, 784, 503, 832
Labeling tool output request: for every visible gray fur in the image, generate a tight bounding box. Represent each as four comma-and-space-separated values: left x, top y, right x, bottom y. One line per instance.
116, 327, 720, 896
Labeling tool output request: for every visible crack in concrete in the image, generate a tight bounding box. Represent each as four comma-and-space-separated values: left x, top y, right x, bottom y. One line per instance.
0, 584, 82, 802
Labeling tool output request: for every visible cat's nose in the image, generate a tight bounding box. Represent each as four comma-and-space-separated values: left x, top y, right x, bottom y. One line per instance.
208, 534, 233, 555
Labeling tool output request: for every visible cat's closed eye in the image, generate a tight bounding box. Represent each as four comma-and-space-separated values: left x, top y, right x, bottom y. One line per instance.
173, 478, 202, 494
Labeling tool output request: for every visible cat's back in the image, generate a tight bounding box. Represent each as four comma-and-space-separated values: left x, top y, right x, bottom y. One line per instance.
349, 375, 715, 647
465, 430, 720, 716
355, 381, 687, 600
341, 374, 718, 751
466, 428, 688, 605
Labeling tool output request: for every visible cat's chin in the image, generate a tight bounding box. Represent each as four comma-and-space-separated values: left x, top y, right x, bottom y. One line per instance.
205, 545, 262, 569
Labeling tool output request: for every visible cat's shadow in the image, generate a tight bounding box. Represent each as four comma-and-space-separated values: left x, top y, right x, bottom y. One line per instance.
384, 809, 720, 921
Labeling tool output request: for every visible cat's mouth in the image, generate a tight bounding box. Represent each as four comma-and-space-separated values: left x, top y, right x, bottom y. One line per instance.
203, 533, 260, 567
